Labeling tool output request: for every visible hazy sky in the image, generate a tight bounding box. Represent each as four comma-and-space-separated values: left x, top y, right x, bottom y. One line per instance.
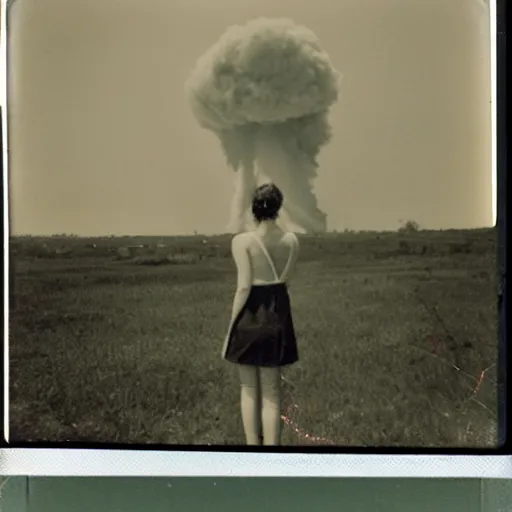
7, 0, 493, 236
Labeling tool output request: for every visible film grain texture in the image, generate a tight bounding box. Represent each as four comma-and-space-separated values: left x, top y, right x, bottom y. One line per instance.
5, 0, 497, 448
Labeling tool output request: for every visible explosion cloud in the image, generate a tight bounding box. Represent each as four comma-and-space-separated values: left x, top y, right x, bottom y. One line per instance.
185, 17, 341, 233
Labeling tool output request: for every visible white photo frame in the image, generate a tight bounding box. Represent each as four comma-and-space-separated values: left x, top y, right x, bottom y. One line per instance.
1, 0, 506, 478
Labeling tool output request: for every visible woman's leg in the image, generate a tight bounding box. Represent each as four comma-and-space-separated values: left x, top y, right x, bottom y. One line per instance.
259, 366, 282, 446
238, 364, 262, 445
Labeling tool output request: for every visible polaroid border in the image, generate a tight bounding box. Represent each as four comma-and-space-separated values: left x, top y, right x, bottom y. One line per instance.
1, 0, 508, 478
0, 450, 511, 478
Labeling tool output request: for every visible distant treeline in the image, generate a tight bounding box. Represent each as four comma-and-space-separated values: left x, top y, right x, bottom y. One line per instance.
9, 228, 497, 264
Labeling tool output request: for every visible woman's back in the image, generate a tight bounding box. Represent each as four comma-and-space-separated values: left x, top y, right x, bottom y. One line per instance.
224, 183, 301, 447
245, 228, 299, 285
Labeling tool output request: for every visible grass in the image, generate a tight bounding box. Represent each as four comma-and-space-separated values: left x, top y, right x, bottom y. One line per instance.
8, 228, 499, 447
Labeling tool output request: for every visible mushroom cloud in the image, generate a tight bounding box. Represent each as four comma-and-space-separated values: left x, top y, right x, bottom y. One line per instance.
185, 17, 341, 233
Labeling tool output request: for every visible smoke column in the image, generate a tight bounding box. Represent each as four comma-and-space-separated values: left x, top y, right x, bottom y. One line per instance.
185, 18, 341, 233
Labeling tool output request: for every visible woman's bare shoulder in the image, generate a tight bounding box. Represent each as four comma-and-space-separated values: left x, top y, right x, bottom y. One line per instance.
283, 231, 299, 247
231, 232, 252, 248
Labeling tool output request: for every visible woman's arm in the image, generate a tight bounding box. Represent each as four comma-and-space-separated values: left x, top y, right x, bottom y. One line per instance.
229, 234, 253, 323
287, 232, 300, 278
282, 232, 300, 286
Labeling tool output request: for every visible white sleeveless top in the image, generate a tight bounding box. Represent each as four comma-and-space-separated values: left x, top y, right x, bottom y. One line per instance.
249, 232, 295, 286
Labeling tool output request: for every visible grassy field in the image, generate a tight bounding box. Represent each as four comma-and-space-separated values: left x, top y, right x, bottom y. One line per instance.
8, 228, 499, 448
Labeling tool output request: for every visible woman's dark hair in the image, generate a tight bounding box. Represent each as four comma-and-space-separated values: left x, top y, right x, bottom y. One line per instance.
251, 183, 284, 222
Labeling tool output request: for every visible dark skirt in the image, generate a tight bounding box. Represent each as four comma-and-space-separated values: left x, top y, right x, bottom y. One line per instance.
223, 283, 299, 367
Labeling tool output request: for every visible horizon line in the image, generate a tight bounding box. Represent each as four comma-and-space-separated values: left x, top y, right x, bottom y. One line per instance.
8, 226, 496, 239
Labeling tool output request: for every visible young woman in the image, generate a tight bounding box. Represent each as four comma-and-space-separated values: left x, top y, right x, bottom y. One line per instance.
221, 183, 300, 446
